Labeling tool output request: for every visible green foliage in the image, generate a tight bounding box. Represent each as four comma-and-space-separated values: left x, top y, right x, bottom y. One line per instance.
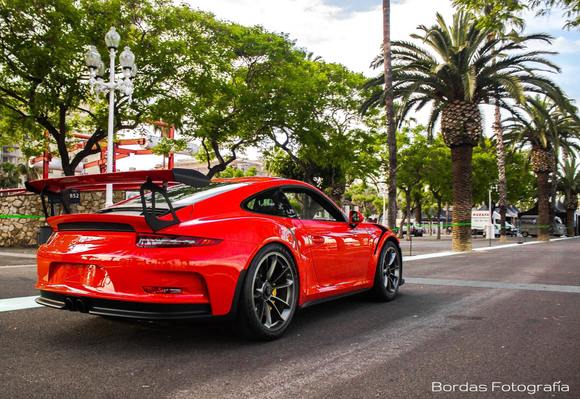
506, 150, 537, 209
422, 135, 453, 208
344, 182, 383, 217
453, 0, 580, 30
150, 137, 187, 157
0, 161, 38, 188
364, 10, 567, 135
557, 155, 580, 202
397, 126, 428, 198
264, 62, 381, 201
472, 140, 498, 204
216, 166, 258, 178
504, 96, 580, 154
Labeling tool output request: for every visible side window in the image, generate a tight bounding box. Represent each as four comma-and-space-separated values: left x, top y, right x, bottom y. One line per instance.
245, 189, 296, 218
283, 189, 344, 222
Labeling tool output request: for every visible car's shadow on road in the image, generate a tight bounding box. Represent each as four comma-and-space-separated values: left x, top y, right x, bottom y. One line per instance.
42, 286, 462, 357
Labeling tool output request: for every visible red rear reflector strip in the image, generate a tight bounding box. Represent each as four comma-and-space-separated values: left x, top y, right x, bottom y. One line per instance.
143, 287, 183, 294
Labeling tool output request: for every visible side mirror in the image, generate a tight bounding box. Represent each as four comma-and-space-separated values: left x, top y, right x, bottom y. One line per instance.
349, 210, 364, 227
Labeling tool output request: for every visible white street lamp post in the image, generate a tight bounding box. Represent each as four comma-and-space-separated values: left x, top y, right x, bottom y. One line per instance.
84, 27, 137, 207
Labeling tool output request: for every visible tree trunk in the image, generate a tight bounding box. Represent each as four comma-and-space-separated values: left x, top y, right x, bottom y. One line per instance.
451, 145, 473, 251
383, 0, 397, 229
414, 197, 422, 227
436, 198, 442, 240
537, 171, 551, 241
446, 203, 450, 234
566, 207, 575, 237
494, 102, 508, 242
406, 193, 411, 241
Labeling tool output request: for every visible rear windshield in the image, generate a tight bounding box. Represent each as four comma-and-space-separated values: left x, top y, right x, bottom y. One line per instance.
101, 182, 247, 213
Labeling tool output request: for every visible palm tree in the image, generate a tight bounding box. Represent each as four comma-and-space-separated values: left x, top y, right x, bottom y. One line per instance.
557, 156, 580, 236
363, 11, 563, 251
382, 0, 397, 229
504, 96, 579, 241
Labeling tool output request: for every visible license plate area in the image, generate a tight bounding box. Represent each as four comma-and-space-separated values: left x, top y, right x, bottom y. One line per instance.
49, 263, 115, 291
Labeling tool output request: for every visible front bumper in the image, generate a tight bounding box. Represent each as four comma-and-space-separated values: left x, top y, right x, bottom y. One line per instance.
37, 290, 212, 320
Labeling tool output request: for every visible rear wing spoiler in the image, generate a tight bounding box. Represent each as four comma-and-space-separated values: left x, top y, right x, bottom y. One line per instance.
25, 168, 210, 232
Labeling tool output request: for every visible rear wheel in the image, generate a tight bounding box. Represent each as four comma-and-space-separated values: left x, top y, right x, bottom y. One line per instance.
372, 241, 401, 301
237, 244, 298, 340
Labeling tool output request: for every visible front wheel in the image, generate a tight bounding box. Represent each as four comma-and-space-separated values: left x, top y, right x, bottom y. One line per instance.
236, 244, 298, 340
372, 241, 402, 301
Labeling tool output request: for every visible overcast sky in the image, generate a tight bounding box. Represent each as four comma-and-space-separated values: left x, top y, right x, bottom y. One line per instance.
120, 0, 579, 169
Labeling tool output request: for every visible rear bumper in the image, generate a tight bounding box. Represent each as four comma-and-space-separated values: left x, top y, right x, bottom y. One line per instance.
37, 290, 212, 320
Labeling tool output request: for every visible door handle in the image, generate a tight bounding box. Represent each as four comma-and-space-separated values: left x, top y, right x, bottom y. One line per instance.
311, 236, 325, 245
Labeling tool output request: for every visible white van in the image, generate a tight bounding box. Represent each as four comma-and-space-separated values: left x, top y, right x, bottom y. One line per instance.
519, 215, 566, 237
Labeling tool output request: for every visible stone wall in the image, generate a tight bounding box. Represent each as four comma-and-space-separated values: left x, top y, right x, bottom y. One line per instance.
0, 191, 125, 247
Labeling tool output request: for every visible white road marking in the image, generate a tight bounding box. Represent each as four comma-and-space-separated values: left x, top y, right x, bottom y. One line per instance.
0, 296, 42, 312
404, 236, 580, 261
0, 251, 36, 259
404, 251, 460, 262
406, 277, 580, 294
0, 264, 36, 269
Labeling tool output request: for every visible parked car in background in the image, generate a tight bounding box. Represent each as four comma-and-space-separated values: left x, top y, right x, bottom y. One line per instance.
519, 215, 566, 237
402, 223, 424, 237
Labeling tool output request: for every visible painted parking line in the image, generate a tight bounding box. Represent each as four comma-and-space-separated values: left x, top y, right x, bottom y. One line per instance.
404, 251, 460, 262
0, 296, 42, 313
0, 251, 36, 259
405, 277, 580, 294
0, 264, 36, 269
404, 236, 580, 261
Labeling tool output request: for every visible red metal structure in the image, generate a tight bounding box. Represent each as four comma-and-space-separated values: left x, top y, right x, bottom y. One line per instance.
31, 121, 175, 177
26, 169, 403, 340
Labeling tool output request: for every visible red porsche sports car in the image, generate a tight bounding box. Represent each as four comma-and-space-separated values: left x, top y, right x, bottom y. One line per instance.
26, 169, 402, 340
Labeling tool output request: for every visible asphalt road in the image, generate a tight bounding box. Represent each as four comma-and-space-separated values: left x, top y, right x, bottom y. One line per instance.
397, 235, 538, 256
0, 239, 579, 398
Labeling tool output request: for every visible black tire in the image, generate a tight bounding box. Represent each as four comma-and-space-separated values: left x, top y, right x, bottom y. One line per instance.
522, 231, 529, 238
372, 240, 402, 301
236, 243, 299, 340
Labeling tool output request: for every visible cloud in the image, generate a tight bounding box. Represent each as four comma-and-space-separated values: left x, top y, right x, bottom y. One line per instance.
184, 0, 454, 75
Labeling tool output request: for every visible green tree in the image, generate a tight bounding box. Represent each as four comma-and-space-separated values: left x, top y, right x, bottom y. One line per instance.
504, 96, 579, 240
472, 140, 499, 205
0, 1, 272, 176
344, 182, 383, 218
265, 62, 381, 202
557, 155, 580, 236
505, 149, 537, 210
184, 25, 308, 178
216, 166, 258, 178
396, 126, 429, 238
423, 135, 452, 239
364, 11, 564, 251
0, 161, 37, 188
453, 0, 580, 30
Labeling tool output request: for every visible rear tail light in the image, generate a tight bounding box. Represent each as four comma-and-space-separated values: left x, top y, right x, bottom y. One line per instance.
136, 234, 222, 248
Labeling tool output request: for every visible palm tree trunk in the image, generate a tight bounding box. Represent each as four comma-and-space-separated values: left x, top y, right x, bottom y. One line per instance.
382, 0, 397, 229
494, 102, 508, 242
451, 145, 473, 251
537, 171, 550, 241
566, 207, 575, 236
